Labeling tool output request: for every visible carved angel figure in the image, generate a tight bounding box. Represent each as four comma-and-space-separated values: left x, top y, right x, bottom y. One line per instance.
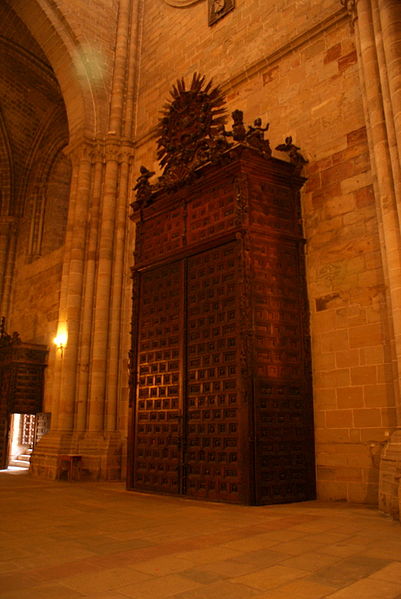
275, 136, 308, 171
231, 109, 246, 142
246, 117, 272, 157
133, 166, 155, 206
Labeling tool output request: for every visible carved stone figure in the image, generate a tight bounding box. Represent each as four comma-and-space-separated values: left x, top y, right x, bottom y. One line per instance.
231, 109, 246, 142
209, 122, 232, 161
275, 136, 308, 173
133, 165, 155, 206
245, 117, 271, 157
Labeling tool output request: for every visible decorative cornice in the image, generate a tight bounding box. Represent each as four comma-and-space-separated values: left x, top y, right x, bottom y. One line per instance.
65, 136, 136, 165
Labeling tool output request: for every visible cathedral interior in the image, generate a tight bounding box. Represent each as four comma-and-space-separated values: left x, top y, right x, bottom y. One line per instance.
0, 0, 401, 599
1, 0, 401, 595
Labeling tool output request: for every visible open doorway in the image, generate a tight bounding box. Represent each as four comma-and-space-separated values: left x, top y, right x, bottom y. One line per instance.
8, 414, 35, 469
3, 413, 51, 471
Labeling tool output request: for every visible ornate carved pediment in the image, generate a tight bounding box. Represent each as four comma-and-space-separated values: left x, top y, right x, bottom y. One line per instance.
155, 73, 229, 190
132, 73, 307, 207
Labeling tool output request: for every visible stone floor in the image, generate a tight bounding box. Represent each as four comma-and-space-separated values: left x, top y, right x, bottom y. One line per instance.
1, 470, 401, 599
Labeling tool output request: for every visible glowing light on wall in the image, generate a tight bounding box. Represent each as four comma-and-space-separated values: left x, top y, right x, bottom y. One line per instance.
53, 328, 68, 350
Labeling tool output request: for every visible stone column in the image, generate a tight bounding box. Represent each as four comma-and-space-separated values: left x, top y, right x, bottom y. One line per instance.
74, 154, 103, 433
343, 0, 401, 517
56, 144, 93, 433
345, 0, 401, 412
31, 0, 141, 481
378, 0, 401, 166
104, 150, 133, 433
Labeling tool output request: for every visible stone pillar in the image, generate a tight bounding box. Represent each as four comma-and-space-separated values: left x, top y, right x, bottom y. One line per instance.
57, 145, 93, 433
30, 138, 134, 480
30, 141, 95, 476
30, 0, 140, 481
74, 156, 103, 433
378, 0, 401, 165
104, 155, 131, 433
343, 0, 401, 517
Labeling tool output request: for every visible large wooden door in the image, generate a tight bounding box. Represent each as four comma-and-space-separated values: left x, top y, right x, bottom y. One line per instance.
129, 147, 316, 505
185, 242, 251, 503
131, 261, 185, 495
130, 242, 254, 503
251, 237, 315, 504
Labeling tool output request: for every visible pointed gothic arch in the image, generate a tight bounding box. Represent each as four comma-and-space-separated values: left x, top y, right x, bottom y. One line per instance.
7, 0, 106, 143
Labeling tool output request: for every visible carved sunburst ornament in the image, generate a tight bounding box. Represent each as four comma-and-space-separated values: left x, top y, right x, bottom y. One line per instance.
155, 73, 227, 188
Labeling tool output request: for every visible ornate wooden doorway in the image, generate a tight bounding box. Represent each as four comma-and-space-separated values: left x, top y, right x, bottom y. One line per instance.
128, 76, 315, 504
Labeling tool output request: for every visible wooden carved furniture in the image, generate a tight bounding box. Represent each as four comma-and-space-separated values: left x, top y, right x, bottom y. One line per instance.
128, 75, 315, 504
0, 321, 48, 469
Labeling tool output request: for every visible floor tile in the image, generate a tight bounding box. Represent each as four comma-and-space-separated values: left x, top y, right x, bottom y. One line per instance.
325, 577, 401, 598
58, 567, 152, 593
178, 567, 226, 584
115, 573, 202, 598
232, 548, 291, 567
0, 472, 400, 599
252, 577, 337, 598
310, 555, 391, 588
171, 580, 261, 599
269, 539, 328, 556
369, 562, 401, 582
193, 558, 261, 577
173, 545, 243, 564
129, 555, 194, 576
231, 564, 308, 591
279, 551, 342, 572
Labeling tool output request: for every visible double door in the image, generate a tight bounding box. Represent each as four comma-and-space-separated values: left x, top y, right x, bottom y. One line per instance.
129, 236, 315, 504
129, 241, 251, 503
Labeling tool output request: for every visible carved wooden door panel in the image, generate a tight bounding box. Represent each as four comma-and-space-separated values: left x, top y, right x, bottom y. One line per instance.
185, 242, 251, 503
251, 238, 315, 504
132, 261, 185, 494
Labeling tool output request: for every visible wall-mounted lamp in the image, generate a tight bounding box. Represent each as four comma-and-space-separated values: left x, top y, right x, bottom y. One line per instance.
53, 330, 67, 352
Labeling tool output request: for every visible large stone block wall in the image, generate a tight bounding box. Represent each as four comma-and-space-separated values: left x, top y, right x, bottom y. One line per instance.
132, 0, 394, 503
